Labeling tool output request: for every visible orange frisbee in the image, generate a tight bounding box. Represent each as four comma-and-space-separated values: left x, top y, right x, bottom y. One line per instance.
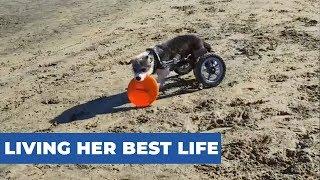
127, 76, 159, 107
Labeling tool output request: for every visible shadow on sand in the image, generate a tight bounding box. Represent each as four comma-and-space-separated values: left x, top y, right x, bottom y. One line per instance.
158, 76, 199, 99
51, 76, 200, 124
51, 92, 132, 124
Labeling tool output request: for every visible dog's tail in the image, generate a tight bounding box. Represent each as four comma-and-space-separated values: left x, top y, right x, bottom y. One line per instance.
203, 41, 212, 52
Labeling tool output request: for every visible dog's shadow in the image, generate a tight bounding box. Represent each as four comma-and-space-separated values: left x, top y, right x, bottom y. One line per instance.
51, 92, 132, 124
51, 76, 199, 124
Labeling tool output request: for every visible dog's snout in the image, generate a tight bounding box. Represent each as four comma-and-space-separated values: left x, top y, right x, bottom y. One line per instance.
135, 76, 141, 81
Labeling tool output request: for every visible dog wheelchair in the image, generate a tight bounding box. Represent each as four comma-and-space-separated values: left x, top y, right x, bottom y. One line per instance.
161, 53, 226, 88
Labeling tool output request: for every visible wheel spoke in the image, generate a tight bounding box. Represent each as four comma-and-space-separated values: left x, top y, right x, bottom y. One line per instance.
215, 68, 220, 75
207, 73, 212, 80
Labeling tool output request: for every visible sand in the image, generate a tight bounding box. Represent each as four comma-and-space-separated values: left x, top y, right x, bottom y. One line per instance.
0, 0, 319, 179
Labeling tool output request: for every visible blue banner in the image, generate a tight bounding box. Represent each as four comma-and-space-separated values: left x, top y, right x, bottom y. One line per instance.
0, 133, 221, 164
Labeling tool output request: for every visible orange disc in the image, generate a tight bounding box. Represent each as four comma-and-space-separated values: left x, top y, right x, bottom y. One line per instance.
127, 76, 159, 107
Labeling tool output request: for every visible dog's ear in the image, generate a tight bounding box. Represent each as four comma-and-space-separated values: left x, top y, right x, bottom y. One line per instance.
126, 59, 134, 65
147, 54, 155, 62
154, 46, 164, 55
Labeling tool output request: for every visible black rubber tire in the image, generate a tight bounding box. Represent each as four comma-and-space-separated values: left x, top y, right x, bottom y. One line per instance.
193, 53, 226, 87
173, 63, 193, 75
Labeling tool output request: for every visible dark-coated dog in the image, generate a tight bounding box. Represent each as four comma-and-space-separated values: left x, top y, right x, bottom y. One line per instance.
130, 34, 211, 87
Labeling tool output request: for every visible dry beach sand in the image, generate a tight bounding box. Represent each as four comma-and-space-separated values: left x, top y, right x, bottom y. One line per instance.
0, 0, 319, 179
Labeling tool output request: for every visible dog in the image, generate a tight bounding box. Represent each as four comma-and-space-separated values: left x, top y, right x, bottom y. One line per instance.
130, 34, 212, 88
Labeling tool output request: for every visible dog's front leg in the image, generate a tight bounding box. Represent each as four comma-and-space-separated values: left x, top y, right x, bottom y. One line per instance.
156, 68, 170, 90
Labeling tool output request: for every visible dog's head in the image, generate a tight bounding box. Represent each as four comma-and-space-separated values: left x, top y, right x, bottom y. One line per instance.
130, 51, 154, 81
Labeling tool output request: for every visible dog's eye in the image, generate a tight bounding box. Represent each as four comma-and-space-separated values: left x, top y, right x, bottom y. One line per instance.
141, 68, 147, 72
133, 64, 139, 72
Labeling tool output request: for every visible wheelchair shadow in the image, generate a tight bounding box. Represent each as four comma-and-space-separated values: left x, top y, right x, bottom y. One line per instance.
51, 92, 133, 124
158, 75, 200, 99
52, 76, 200, 124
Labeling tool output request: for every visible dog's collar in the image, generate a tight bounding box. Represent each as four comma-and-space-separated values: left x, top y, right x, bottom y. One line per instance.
146, 47, 164, 74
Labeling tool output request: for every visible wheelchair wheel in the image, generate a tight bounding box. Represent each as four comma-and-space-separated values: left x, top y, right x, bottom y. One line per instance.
193, 53, 226, 87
